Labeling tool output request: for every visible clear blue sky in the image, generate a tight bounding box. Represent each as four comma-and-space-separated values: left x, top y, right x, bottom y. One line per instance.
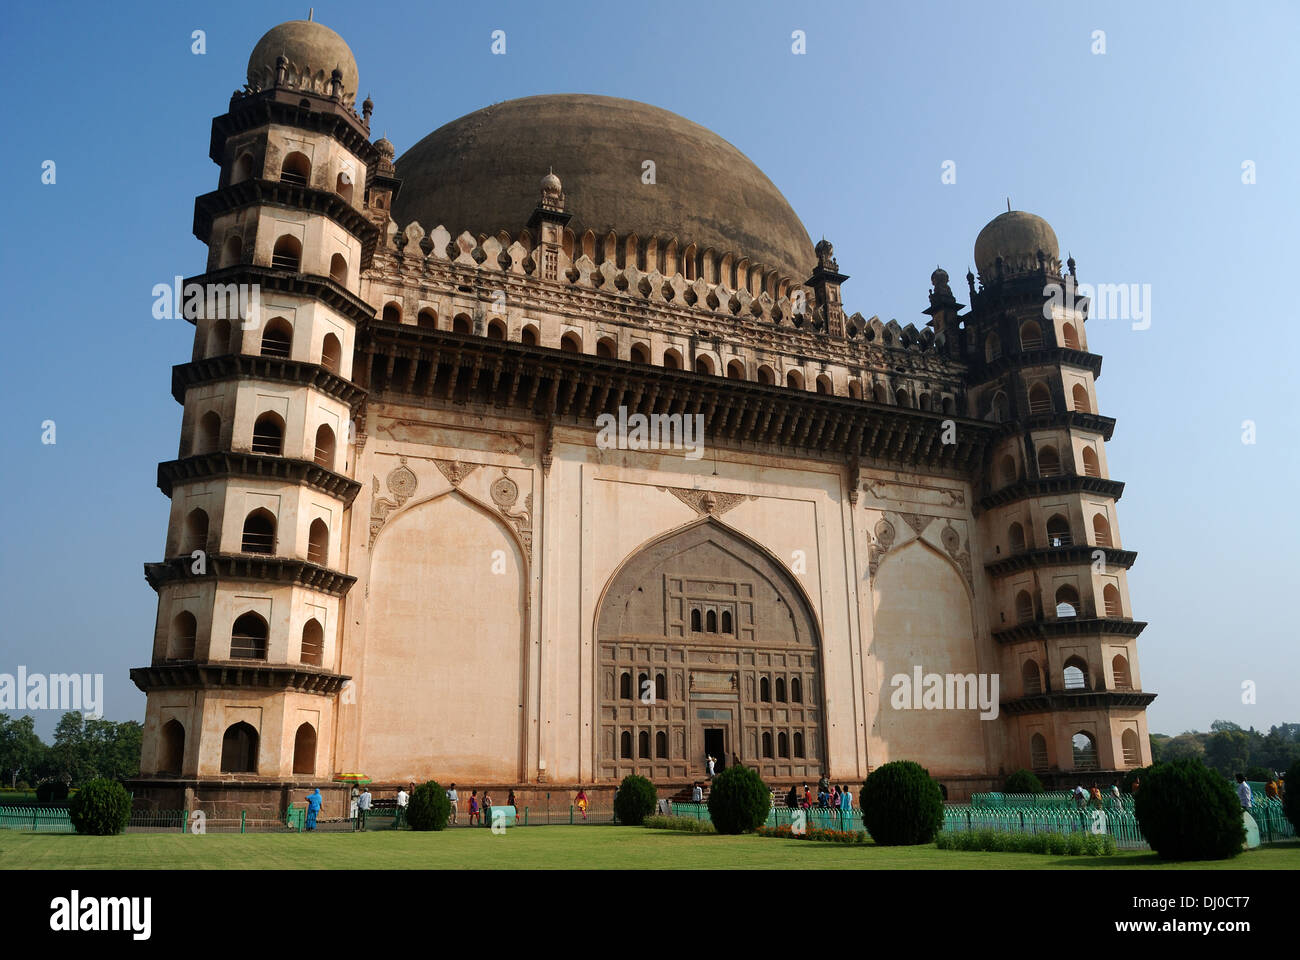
1, 0, 1295, 740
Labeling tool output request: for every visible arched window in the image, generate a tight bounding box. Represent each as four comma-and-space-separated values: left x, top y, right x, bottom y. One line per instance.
220, 235, 243, 269
778, 732, 790, 758
1104, 585, 1123, 618
848, 380, 863, 399
301, 618, 324, 667
329, 253, 348, 285
727, 359, 746, 380
170, 611, 197, 660
417, 308, 438, 330
1071, 383, 1090, 413
1062, 322, 1080, 350
251, 412, 285, 456
313, 424, 336, 469
620, 731, 633, 759
895, 388, 911, 407
1019, 321, 1043, 350
1081, 447, 1101, 477
655, 673, 667, 702
260, 318, 293, 358
320, 333, 341, 372
872, 383, 888, 404
918, 392, 932, 411
560, 331, 581, 352
230, 612, 268, 660
183, 508, 209, 555
231, 153, 253, 185
271, 235, 301, 271
696, 355, 715, 375
816, 375, 832, 395
942, 396, 955, 414
991, 391, 1009, 422
1029, 733, 1049, 772
380, 302, 401, 325
241, 509, 276, 555
293, 723, 317, 775
1063, 656, 1090, 691
335, 171, 354, 203
1092, 514, 1112, 547
159, 719, 185, 774
1072, 731, 1098, 770
1027, 382, 1052, 415
1021, 660, 1042, 695
760, 677, 771, 702
1015, 590, 1035, 623
756, 364, 775, 385
279, 151, 311, 187
197, 411, 222, 454
307, 518, 329, 565
1055, 584, 1081, 618
655, 731, 668, 759
786, 369, 803, 390
721, 611, 733, 634
663, 349, 683, 370
1112, 653, 1132, 690
1046, 514, 1071, 547
630, 343, 650, 364
1009, 521, 1026, 552
775, 677, 786, 702
1038, 447, 1062, 477
705, 610, 717, 633
1000, 455, 1017, 487
487, 319, 506, 340
985, 332, 1002, 362
619, 672, 632, 700
1121, 729, 1140, 766
520, 324, 539, 346
762, 732, 773, 758
638, 672, 649, 700
596, 337, 616, 358
690, 609, 702, 632
793, 732, 805, 757
791, 677, 802, 703
639, 730, 650, 759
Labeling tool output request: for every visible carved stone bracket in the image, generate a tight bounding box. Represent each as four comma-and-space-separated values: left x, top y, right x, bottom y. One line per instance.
659, 486, 753, 518
434, 458, 479, 487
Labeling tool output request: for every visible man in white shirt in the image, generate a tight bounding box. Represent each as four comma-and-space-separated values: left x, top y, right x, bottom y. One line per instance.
691, 782, 703, 803
447, 783, 459, 824
1235, 774, 1253, 810
396, 787, 409, 828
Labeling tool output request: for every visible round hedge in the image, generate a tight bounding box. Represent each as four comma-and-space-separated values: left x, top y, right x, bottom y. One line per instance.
707, 764, 770, 834
614, 774, 657, 825
68, 779, 131, 836
1004, 769, 1044, 794
1284, 761, 1299, 832
861, 761, 944, 846
1133, 759, 1245, 860
406, 780, 452, 831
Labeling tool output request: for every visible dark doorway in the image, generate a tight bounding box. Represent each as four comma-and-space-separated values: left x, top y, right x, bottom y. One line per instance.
704, 728, 726, 773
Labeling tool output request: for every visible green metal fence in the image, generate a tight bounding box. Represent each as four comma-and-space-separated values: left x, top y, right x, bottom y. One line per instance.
668, 801, 864, 832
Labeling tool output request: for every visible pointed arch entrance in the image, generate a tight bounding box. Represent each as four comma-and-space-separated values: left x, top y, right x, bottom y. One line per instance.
594, 518, 824, 783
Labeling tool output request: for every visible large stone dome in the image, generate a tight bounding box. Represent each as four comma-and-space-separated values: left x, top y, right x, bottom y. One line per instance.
974, 210, 1060, 282
247, 20, 358, 104
394, 95, 816, 282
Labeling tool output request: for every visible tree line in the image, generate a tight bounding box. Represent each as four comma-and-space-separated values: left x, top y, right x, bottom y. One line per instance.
1150, 721, 1299, 779
0, 712, 142, 789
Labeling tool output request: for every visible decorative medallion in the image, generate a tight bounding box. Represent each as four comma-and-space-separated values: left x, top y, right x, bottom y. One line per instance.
489, 469, 533, 556
490, 473, 519, 509
369, 457, 419, 547
941, 520, 974, 588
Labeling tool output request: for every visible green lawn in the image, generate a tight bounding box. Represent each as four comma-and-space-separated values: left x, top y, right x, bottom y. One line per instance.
1, 827, 1297, 869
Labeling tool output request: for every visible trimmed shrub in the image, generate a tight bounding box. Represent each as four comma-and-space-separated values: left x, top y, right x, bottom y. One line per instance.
1133, 758, 1245, 860
68, 779, 131, 836
935, 829, 1115, 856
1284, 761, 1300, 832
860, 761, 944, 846
707, 764, 770, 835
613, 775, 657, 826
1004, 769, 1044, 794
35, 780, 69, 803
756, 824, 867, 843
406, 780, 451, 831
644, 815, 715, 834
1245, 766, 1272, 783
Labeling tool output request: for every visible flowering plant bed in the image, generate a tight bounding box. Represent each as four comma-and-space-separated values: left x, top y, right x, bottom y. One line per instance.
936, 829, 1116, 856
756, 824, 868, 844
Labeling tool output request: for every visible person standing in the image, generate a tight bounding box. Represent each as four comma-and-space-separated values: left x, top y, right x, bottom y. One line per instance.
1109, 780, 1122, 805
350, 786, 360, 831
785, 784, 799, 809
840, 784, 853, 811
304, 788, 323, 831
507, 789, 518, 817
706, 755, 716, 779
1235, 774, 1253, 810
576, 788, 589, 821
395, 786, 409, 828
482, 790, 494, 828
691, 781, 703, 804
447, 783, 459, 825
468, 789, 480, 826
357, 786, 372, 831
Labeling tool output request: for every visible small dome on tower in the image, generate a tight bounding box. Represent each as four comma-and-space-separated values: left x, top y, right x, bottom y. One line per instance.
973, 209, 1059, 282
247, 19, 359, 105
931, 267, 949, 286
374, 137, 395, 160
541, 170, 562, 194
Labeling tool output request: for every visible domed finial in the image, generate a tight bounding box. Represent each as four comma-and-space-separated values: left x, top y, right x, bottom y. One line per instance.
1067, 252, 1076, 277
362, 94, 373, 122
539, 168, 565, 211
814, 237, 836, 268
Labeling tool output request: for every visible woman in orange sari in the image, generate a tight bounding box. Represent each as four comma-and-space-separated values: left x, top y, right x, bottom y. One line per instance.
576, 788, 589, 821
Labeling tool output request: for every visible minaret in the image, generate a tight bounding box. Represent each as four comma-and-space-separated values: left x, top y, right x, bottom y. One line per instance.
963, 209, 1154, 784
131, 19, 382, 810
807, 238, 848, 336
